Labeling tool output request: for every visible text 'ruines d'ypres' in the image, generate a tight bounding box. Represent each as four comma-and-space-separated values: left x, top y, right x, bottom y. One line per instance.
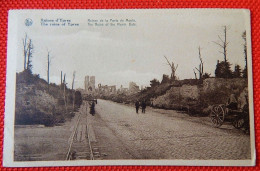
88, 19, 136, 27
41, 18, 79, 27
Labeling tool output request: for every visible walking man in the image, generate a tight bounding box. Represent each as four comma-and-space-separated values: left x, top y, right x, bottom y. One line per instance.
141, 100, 146, 113
135, 101, 140, 114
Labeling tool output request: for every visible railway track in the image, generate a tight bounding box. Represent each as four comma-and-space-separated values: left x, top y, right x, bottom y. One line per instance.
65, 102, 95, 160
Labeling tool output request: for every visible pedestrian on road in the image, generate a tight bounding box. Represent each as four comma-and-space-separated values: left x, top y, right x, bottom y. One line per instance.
141, 100, 146, 113
90, 101, 95, 116
135, 101, 140, 114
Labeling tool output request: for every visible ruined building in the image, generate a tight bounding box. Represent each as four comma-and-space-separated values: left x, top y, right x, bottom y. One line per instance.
85, 75, 95, 93
97, 84, 117, 95
129, 82, 140, 94
118, 85, 129, 94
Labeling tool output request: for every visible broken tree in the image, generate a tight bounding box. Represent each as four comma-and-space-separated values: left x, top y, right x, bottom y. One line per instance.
194, 46, 204, 80
63, 73, 68, 113
71, 71, 76, 110
163, 55, 178, 80
47, 51, 50, 92
22, 33, 33, 72
213, 25, 228, 63
213, 26, 233, 78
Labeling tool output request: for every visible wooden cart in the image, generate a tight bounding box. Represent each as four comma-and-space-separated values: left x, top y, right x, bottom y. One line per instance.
209, 104, 249, 129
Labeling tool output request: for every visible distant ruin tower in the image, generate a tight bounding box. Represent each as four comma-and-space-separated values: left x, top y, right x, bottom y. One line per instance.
84, 75, 95, 93
90, 76, 95, 90
84, 76, 90, 91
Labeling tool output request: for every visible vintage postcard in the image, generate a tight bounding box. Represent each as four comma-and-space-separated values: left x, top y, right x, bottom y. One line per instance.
4, 9, 255, 167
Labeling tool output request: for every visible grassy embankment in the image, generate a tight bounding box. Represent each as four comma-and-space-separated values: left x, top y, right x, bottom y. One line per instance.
15, 70, 82, 126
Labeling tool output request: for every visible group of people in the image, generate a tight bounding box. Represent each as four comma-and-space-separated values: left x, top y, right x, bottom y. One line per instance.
135, 100, 146, 114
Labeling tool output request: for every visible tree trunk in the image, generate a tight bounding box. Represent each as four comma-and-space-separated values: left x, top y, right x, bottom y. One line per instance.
47, 52, 50, 92
193, 69, 197, 79
60, 71, 63, 89
26, 39, 33, 70
71, 71, 76, 110
63, 74, 67, 113
224, 26, 227, 63
23, 34, 28, 70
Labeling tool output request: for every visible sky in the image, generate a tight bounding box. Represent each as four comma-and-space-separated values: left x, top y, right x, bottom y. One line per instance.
14, 9, 249, 89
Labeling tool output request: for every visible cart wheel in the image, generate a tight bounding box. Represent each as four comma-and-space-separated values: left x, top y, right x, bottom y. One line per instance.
210, 105, 225, 127
232, 116, 245, 129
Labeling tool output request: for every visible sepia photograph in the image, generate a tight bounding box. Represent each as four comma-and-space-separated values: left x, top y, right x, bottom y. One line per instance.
4, 9, 255, 166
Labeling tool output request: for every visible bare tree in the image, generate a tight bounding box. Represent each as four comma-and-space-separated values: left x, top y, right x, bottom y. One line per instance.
22, 34, 28, 70
63, 73, 67, 113
193, 69, 197, 79
194, 46, 204, 79
60, 71, 63, 89
242, 31, 247, 78
213, 26, 228, 63
71, 71, 76, 90
163, 55, 178, 80
63, 74, 66, 86
71, 71, 76, 110
26, 39, 33, 71
213, 26, 233, 78
22, 34, 34, 72
47, 51, 50, 92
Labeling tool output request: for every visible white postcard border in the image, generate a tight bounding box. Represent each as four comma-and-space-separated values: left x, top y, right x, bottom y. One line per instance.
3, 9, 256, 167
